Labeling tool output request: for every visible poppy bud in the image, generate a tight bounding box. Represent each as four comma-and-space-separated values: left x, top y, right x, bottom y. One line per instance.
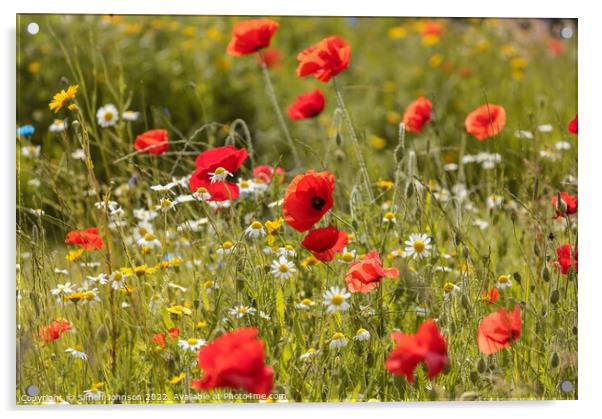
550, 352, 560, 368
334, 149, 346, 162
469, 371, 479, 384
542, 266, 550, 282
513, 271, 522, 284
477, 358, 487, 373
550, 289, 560, 304
555, 192, 568, 214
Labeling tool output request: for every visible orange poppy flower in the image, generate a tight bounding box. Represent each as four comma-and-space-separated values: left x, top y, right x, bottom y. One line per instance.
481, 288, 500, 304
256, 48, 282, 68
226, 19, 279, 56
134, 129, 169, 155
345, 250, 399, 293
402, 97, 432, 134
282, 170, 335, 232
477, 304, 521, 355
301, 226, 348, 262
296, 36, 351, 82
386, 320, 448, 383
39, 319, 72, 344
555, 244, 577, 275
65, 227, 103, 250
465, 104, 506, 140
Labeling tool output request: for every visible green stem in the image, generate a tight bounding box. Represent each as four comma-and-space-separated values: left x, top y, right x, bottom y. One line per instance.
332, 78, 374, 202
259, 56, 301, 168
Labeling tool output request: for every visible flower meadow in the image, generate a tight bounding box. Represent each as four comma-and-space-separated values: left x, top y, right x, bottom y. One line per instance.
16, 15, 577, 403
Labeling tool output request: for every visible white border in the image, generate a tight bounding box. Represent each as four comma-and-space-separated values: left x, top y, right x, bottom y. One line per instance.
3, 1, 601, 418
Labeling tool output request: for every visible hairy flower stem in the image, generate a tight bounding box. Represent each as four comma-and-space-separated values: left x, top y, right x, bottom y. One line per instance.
332, 78, 375, 202
259, 58, 301, 168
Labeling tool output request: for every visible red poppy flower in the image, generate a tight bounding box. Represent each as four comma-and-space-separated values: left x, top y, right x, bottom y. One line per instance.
481, 288, 500, 304
168, 327, 180, 338
253, 164, 284, 184
421, 21, 443, 37
552, 192, 578, 218
386, 320, 448, 383
547, 38, 565, 56
345, 250, 399, 293
191, 327, 273, 396
477, 304, 521, 355
555, 244, 578, 275
226, 19, 279, 56
568, 114, 578, 135
152, 333, 167, 349
282, 170, 335, 232
465, 104, 507, 140
301, 226, 348, 262
134, 129, 170, 155
65, 227, 103, 250
256, 48, 282, 68
39, 319, 72, 344
288, 89, 326, 120
189, 146, 249, 202
402, 97, 432, 134
296, 36, 351, 83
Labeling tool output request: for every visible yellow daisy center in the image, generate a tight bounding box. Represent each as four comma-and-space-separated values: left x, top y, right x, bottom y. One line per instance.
104, 112, 114, 122
498, 274, 510, 284
241, 180, 250, 188
214, 167, 226, 175
330, 294, 344, 306
144, 233, 155, 241
301, 298, 312, 306
250, 221, 262, 230
278, 264, 289, 273
332, 332, 345, 340
413, 240, 425, 253
342, 252, 354, 262
443, 282, 455, 292
384, 211, 395, 221
222, 241, 233, 250
187, 338, 198, 345
237, 306, 249, 314
196, 187, 208, 194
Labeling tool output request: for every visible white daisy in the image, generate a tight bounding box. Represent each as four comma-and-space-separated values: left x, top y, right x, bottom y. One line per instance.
216, 241, 234, 255
486, 194, 504, 210
49, 119, 68, 132
277, 245, 296, 258
514, 130, 533, 139
137, 232, 162, 249
353, 328, 371, 341
65, 347, 88, 361
86, 273, 108, 285
296, 298, 315, 310
122, 110, 140, 121
178, 338, 206, 352
54, 268, 68, 275
537, 124, 553, 132
404, 233, 432, 259
382, 211, 396, 224
495, 274, 513, 289
228, 305, 256, 318
300, 348, 320, 360
192, 186, 212, 201
443, 163, 458, 172
21, 145, 41, 158
207, 167, 232, 184
150, 182, 177, 193
323, 286, 351, 313
270, 256, 296, 280
51, 282, 74, 297
415, 305, 428, 316
177, 218, 208, 233
339, 247, 357, 264
245, 221, 266, 239
96, 104, 119, 128
443, 282, 461, 300
329, 332, 348, 349
555, 141, 571, 150
133, 208, 158, 222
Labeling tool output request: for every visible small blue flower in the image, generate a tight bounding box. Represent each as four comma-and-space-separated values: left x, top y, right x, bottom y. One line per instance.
17, 125, 35, 136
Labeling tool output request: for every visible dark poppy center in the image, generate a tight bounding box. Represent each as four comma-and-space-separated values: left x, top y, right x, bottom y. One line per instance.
311, 196, 326, 211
